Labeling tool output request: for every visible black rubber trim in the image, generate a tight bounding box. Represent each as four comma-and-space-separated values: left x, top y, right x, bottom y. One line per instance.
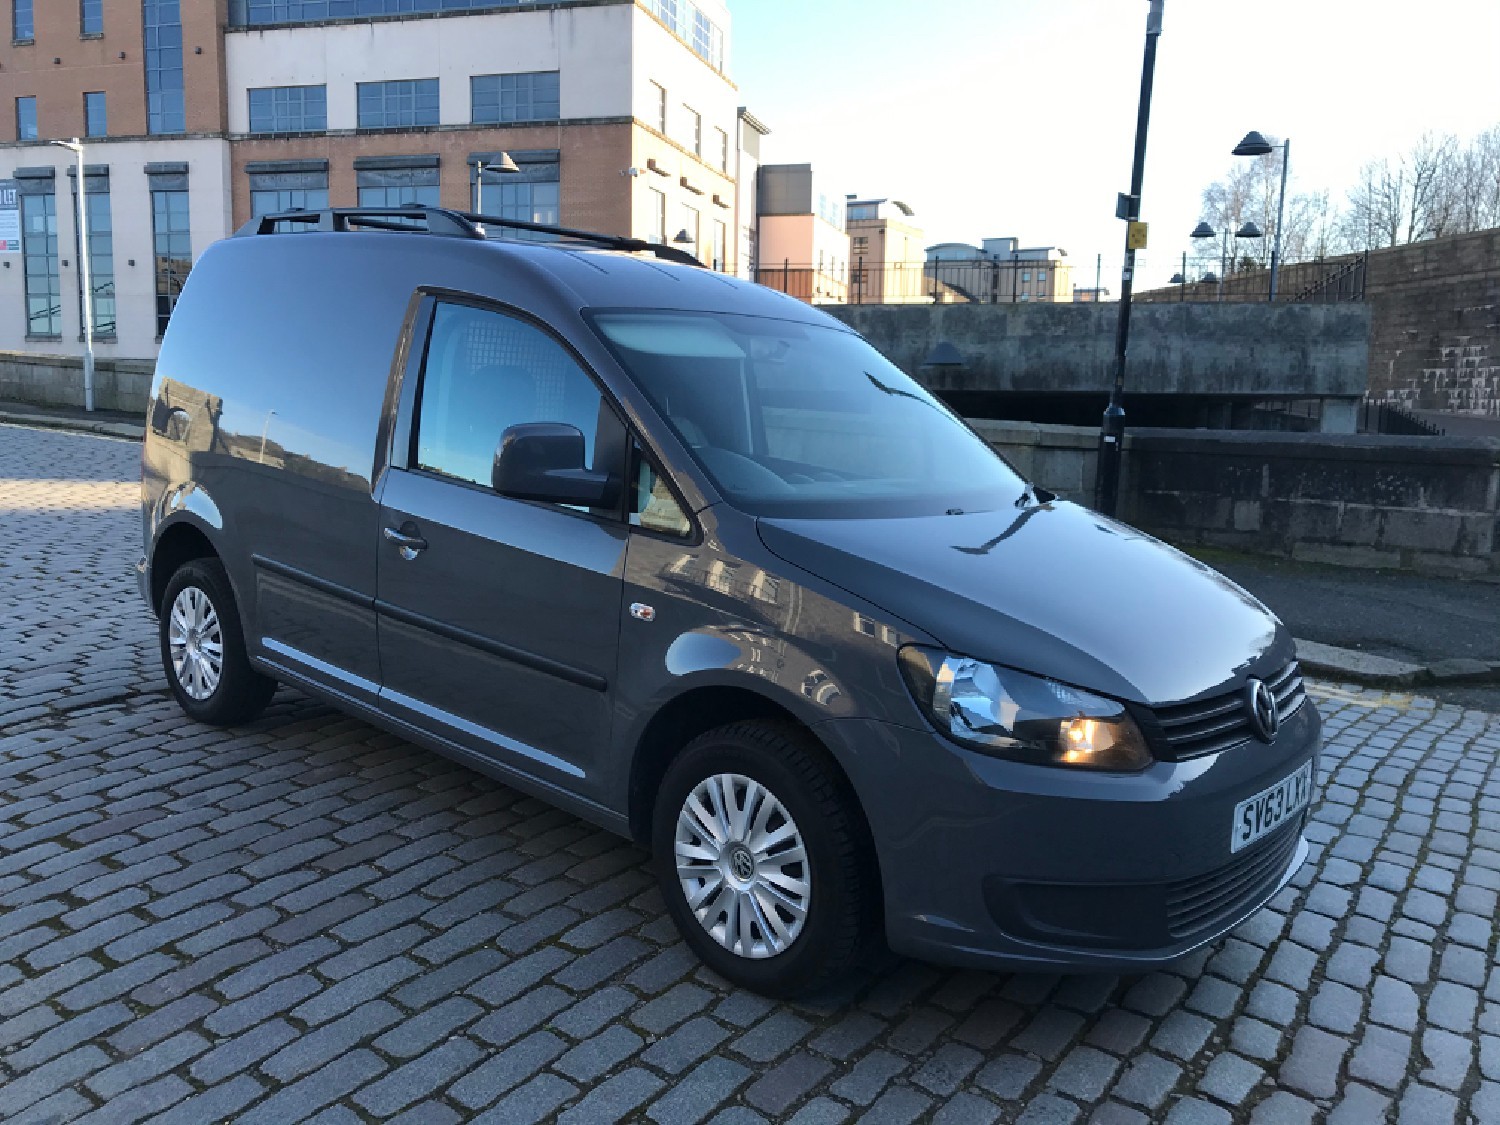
250, 554, 373, 609
374, 598, 607, 693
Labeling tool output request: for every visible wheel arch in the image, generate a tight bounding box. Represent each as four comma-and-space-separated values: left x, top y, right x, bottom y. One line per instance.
149, 518, 221, 615
626, 686, 883, 913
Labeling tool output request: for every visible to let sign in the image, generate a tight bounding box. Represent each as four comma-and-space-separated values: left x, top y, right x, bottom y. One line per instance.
0, 181, 19, 253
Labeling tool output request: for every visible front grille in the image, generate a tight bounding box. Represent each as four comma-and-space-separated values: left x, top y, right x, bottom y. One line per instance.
1165, 818, 1302, 938
1147, 661, 1306, 761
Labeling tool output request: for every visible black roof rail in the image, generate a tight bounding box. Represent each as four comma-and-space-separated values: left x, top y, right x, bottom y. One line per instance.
233, 205, 704, 268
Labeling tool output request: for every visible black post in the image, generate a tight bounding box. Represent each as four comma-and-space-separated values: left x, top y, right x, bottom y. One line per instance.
1179, 250, 1186, 301
1094, 0, 1164, 517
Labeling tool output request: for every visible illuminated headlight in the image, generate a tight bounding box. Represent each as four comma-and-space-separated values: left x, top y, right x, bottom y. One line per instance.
898, 647, 1152, 771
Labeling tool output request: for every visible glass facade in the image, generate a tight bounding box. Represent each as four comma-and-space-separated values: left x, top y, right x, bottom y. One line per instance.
81, 0, 104, 34
151, 189, 191, 335
84, 92, 107, 137
358, 164, 440, 226
471, 72, 559, 124
16, 96, 37, 141
237, 0, 544, 24
144, 0, 185, 134
250, 167, 329, 232
642, 0, 726, 72
21, 190, 60, 338
72, 176, 116, 337
358, 79, 439, 128
13, 0, 33, 40
248, 85, 328, 133
472, 154, 559, 242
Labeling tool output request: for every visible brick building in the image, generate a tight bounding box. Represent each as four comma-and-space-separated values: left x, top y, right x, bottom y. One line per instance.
0, 0, 746, 361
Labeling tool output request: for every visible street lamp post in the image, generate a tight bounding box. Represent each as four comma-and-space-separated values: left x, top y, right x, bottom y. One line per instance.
473, 151, 520, 215
1094, 0, 1164, 518
1232, 131, 1290, 300
1189, 220, 1262, 300
52, 138, 93, 412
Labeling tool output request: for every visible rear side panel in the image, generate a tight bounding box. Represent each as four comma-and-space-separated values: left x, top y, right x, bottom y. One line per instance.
146, 235, 430, 698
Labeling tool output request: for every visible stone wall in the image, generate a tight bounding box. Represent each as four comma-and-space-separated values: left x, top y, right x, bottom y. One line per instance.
973, 418, 1500, 577
1140, 227, 1500, 421
826, 302, 1370, 428
0, 351, 155, 414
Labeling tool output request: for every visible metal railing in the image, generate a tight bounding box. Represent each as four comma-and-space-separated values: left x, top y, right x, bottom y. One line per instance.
755, 258, 1075, 306
1293, 253, 1367, 303
1360, 399, 1445, 436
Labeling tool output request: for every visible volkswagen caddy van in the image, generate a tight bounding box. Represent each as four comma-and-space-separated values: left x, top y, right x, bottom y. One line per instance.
140, 207, 1320, 996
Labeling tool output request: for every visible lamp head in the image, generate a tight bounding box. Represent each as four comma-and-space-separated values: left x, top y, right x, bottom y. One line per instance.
1170, 273, 1185, 284
1232, 130, 1275, 157
672, 229, 695, 245
1236, 221, 1264, 239
1191, 221, 1216, 240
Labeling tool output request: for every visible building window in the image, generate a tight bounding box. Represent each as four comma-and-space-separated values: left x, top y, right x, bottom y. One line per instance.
357, 161, 440, 225
641, 0, 726, 72
20, 188, 60, 337
647, 186, 666, 245
683, 105, 701, 156
712, 218, 726, 272
237, 0, 552, 24
16, 96, 37, 141
248, 85, 327, 133
71, 171, 115, 337
151, 186, 190, 335
358, 79, 439, 129
84, 92, 107, 137
471, 151, 559, 241
144, 0, 185, 134
249, 165, 329, 232
649, 81, 666, 132
852, 235, 869, 253
81, 0, 103, 35
13, 0, 33, 40
715, 127, 728, 172
471, 72, 559, 125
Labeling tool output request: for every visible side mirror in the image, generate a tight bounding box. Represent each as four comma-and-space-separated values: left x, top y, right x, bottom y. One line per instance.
492, 422, 619, 508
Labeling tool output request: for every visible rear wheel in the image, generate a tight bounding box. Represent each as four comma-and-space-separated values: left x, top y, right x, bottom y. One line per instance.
653, 720, 877, 997
159, 558, 276, 726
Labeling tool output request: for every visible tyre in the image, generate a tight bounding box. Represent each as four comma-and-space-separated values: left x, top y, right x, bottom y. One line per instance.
652, 720, 878, 997
159, 558, 276, 726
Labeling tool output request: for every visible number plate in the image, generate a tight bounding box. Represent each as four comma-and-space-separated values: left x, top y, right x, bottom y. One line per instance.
1231, 762, 1313, 854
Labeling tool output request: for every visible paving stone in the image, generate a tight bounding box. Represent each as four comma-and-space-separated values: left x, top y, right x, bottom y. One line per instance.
647, 1056, 752, 1125
1196, 1052, 1263, 1105
1247, 1091, 1318, 1124
1112, 1053, 1182, 1111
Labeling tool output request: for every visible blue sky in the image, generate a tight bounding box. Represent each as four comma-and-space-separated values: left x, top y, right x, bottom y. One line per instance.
732, 0, 1500, 290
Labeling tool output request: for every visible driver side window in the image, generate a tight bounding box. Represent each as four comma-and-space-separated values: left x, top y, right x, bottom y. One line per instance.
415, 302, 608, 490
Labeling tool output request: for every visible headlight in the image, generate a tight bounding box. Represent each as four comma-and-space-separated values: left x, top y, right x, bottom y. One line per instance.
898, 646, 1151, 771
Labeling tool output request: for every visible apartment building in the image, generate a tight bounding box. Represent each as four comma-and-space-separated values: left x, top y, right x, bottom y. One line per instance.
755, 162, 850, 304
926, 237, 1073, 303
0, 0, 742, 361
844, 196, 926, 304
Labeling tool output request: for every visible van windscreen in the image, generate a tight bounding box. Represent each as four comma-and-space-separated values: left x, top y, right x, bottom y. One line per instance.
591, 311, 1027, 519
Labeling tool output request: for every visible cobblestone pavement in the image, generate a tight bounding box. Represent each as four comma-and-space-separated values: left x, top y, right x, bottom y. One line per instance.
3, 423, 1500, 1125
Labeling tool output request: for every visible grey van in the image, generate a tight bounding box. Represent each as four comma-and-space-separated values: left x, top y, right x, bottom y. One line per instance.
140, 207, 1320, 997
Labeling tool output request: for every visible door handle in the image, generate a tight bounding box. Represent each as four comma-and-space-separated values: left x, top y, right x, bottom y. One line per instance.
383, 525, 428, 559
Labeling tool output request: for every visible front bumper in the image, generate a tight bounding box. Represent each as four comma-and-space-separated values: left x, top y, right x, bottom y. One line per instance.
817, 698, 1321, 972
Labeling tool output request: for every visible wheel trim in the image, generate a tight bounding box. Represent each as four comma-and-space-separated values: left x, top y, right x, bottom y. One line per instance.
675, 772, 811, 960
167, 586, 224, 702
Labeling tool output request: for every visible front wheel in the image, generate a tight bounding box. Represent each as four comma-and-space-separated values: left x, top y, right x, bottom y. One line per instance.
652, 720, 878, 997
159, 558, 276, 726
